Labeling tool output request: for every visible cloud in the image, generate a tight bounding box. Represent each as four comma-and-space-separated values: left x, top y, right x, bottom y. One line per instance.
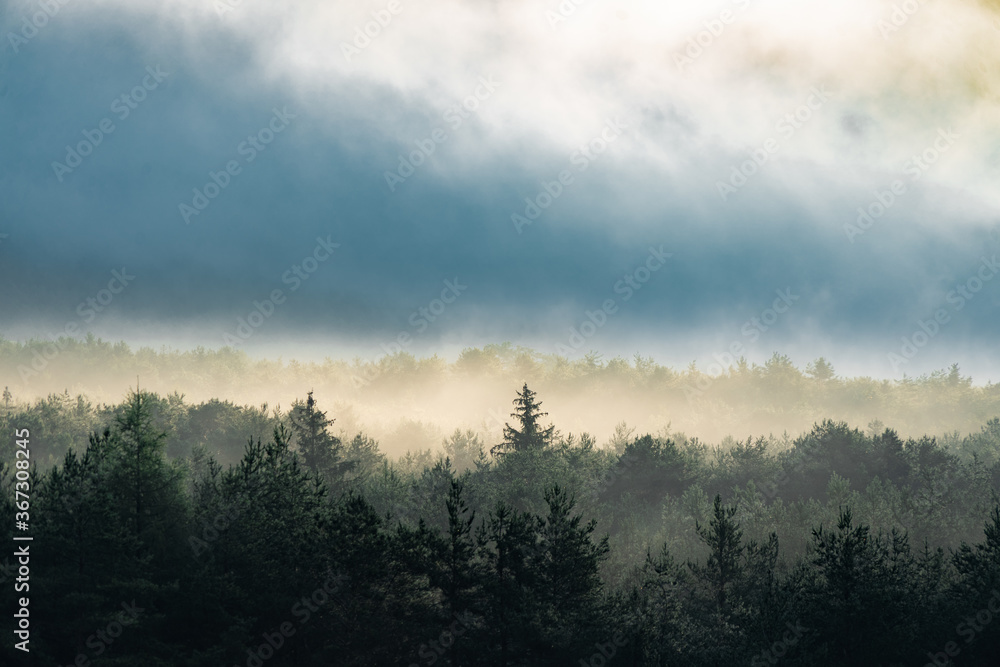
1, 0, 999, 380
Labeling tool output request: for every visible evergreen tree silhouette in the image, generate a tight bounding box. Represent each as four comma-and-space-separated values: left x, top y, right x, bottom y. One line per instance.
690, 494, 744, 616
491, 383, 555, 456
289, 391, 343, 478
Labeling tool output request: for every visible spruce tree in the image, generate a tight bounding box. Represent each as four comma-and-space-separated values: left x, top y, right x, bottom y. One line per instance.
426, 479, 481, 666
491, 383, 555, 456
690, 494, 745, 616
476, 502, 538, 663
534, 485, 609, 656
109, 389, 186, 557
289, 391, 343, 478
803, 507, 916, 663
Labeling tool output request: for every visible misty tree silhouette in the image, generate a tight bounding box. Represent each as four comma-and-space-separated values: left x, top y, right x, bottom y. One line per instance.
491, 383, 555, 456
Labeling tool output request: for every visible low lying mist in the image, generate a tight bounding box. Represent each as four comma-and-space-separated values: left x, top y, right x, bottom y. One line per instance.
3, 337, 998, 460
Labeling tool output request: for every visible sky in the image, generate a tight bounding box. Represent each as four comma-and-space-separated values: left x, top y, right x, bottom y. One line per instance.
1, 0, 999, 381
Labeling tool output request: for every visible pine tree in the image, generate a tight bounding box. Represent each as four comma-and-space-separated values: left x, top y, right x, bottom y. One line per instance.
426, 479, 481, 666
806, 357, 835, 380
491, 383, 555, 456
534, 485, 609, 656
627, 544, 687, 665
689, 494, 744, 616
289, 391, 343, 478
951, 504, 1000, 664
803, 507, 916, 663
32, 394, 188, 665
33, 431, 141, 662
477, 502, 539, 663
191, 425, 337, 664
443, 429, 485, 473
109, 389, 186, 554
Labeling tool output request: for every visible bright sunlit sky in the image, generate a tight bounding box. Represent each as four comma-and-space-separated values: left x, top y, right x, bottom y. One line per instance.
2, 0, 999, 380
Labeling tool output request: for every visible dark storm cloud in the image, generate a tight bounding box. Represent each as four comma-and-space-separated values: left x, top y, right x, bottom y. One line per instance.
1, 2, 998, 380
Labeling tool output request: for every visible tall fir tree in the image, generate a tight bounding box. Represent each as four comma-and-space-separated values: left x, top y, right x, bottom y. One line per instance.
689, 494, 745, 616
477, 502, 539, 663
419, 478, 483, 667
491, 384, 555, 456
289, 391, 344, 479
533, 485, 610, 658
109, 389, 186, 556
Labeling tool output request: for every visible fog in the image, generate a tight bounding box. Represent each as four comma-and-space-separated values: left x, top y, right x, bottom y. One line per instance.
5, 338, 998, 459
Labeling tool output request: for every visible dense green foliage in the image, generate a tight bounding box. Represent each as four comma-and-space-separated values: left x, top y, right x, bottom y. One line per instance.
2, 383, 1000, 665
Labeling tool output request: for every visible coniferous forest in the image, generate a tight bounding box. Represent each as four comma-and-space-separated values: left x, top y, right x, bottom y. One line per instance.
6, 0, 1000, 663
3, 347, 1000, 666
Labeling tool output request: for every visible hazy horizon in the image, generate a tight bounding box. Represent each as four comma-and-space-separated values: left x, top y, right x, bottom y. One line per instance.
4, 338, 998, 461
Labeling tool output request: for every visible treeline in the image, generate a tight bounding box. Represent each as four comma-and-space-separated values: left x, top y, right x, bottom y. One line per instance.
3, 337, 1000, 445
2, 385, 1000, 665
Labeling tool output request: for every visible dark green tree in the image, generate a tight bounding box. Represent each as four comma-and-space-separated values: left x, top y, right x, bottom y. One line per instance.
950, 503, 1000, 664
491, 384, 555, 456
289, 391, 344, 478
476, 502, 539, 663
425, 479, 482, 666
800, 507, 918, 664
689, 495, 744, 617
622, 544, 687, 665
110, 389, 185, 545
30, 392, 189, 666
533, 486, 610, 658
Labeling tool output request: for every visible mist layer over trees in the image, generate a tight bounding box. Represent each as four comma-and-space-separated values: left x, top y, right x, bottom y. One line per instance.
2, 361, 1000, 664
4, 337, 999, 455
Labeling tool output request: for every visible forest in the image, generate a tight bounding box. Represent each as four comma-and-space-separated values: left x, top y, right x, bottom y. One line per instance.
6, 0, 999, 662
4, 336, 1000, 451
2, 346, 1000, 665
